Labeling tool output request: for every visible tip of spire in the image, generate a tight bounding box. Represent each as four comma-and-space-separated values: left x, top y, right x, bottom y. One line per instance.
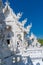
5, 0, 10, 6
7, 0, 9, 4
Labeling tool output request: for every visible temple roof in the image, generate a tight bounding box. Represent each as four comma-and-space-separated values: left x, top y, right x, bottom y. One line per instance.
2, 1, 32, 34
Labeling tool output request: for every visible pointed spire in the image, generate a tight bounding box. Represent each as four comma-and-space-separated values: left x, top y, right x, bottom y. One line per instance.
6, 0, 10, 5
7, 0, 9, 2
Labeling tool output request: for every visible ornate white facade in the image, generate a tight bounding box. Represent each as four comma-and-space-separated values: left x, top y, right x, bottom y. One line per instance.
0, 0, 43, 65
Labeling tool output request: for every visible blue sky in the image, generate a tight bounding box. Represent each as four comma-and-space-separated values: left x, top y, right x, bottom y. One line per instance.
3, 0, 43, 39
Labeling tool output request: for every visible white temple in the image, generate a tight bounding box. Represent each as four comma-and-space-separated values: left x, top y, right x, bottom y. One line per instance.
0, 0, 43, 65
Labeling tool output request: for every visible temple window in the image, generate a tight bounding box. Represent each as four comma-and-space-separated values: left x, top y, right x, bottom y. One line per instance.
7, 39, 10, 45
17, 41, 19, 45
17, 41, 20, 47
32, 38, 34, 42
6, 25, 11, 31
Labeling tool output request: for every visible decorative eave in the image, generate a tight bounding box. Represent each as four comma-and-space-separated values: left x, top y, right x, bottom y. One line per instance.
3, 2, 32, 34
16, 22, 32, 34
3, 2, 22, 20
3, 2, 11, 13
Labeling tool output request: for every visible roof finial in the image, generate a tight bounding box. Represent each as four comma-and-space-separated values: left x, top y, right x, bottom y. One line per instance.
7, 0, 9, 3
6, 0, 10, 5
